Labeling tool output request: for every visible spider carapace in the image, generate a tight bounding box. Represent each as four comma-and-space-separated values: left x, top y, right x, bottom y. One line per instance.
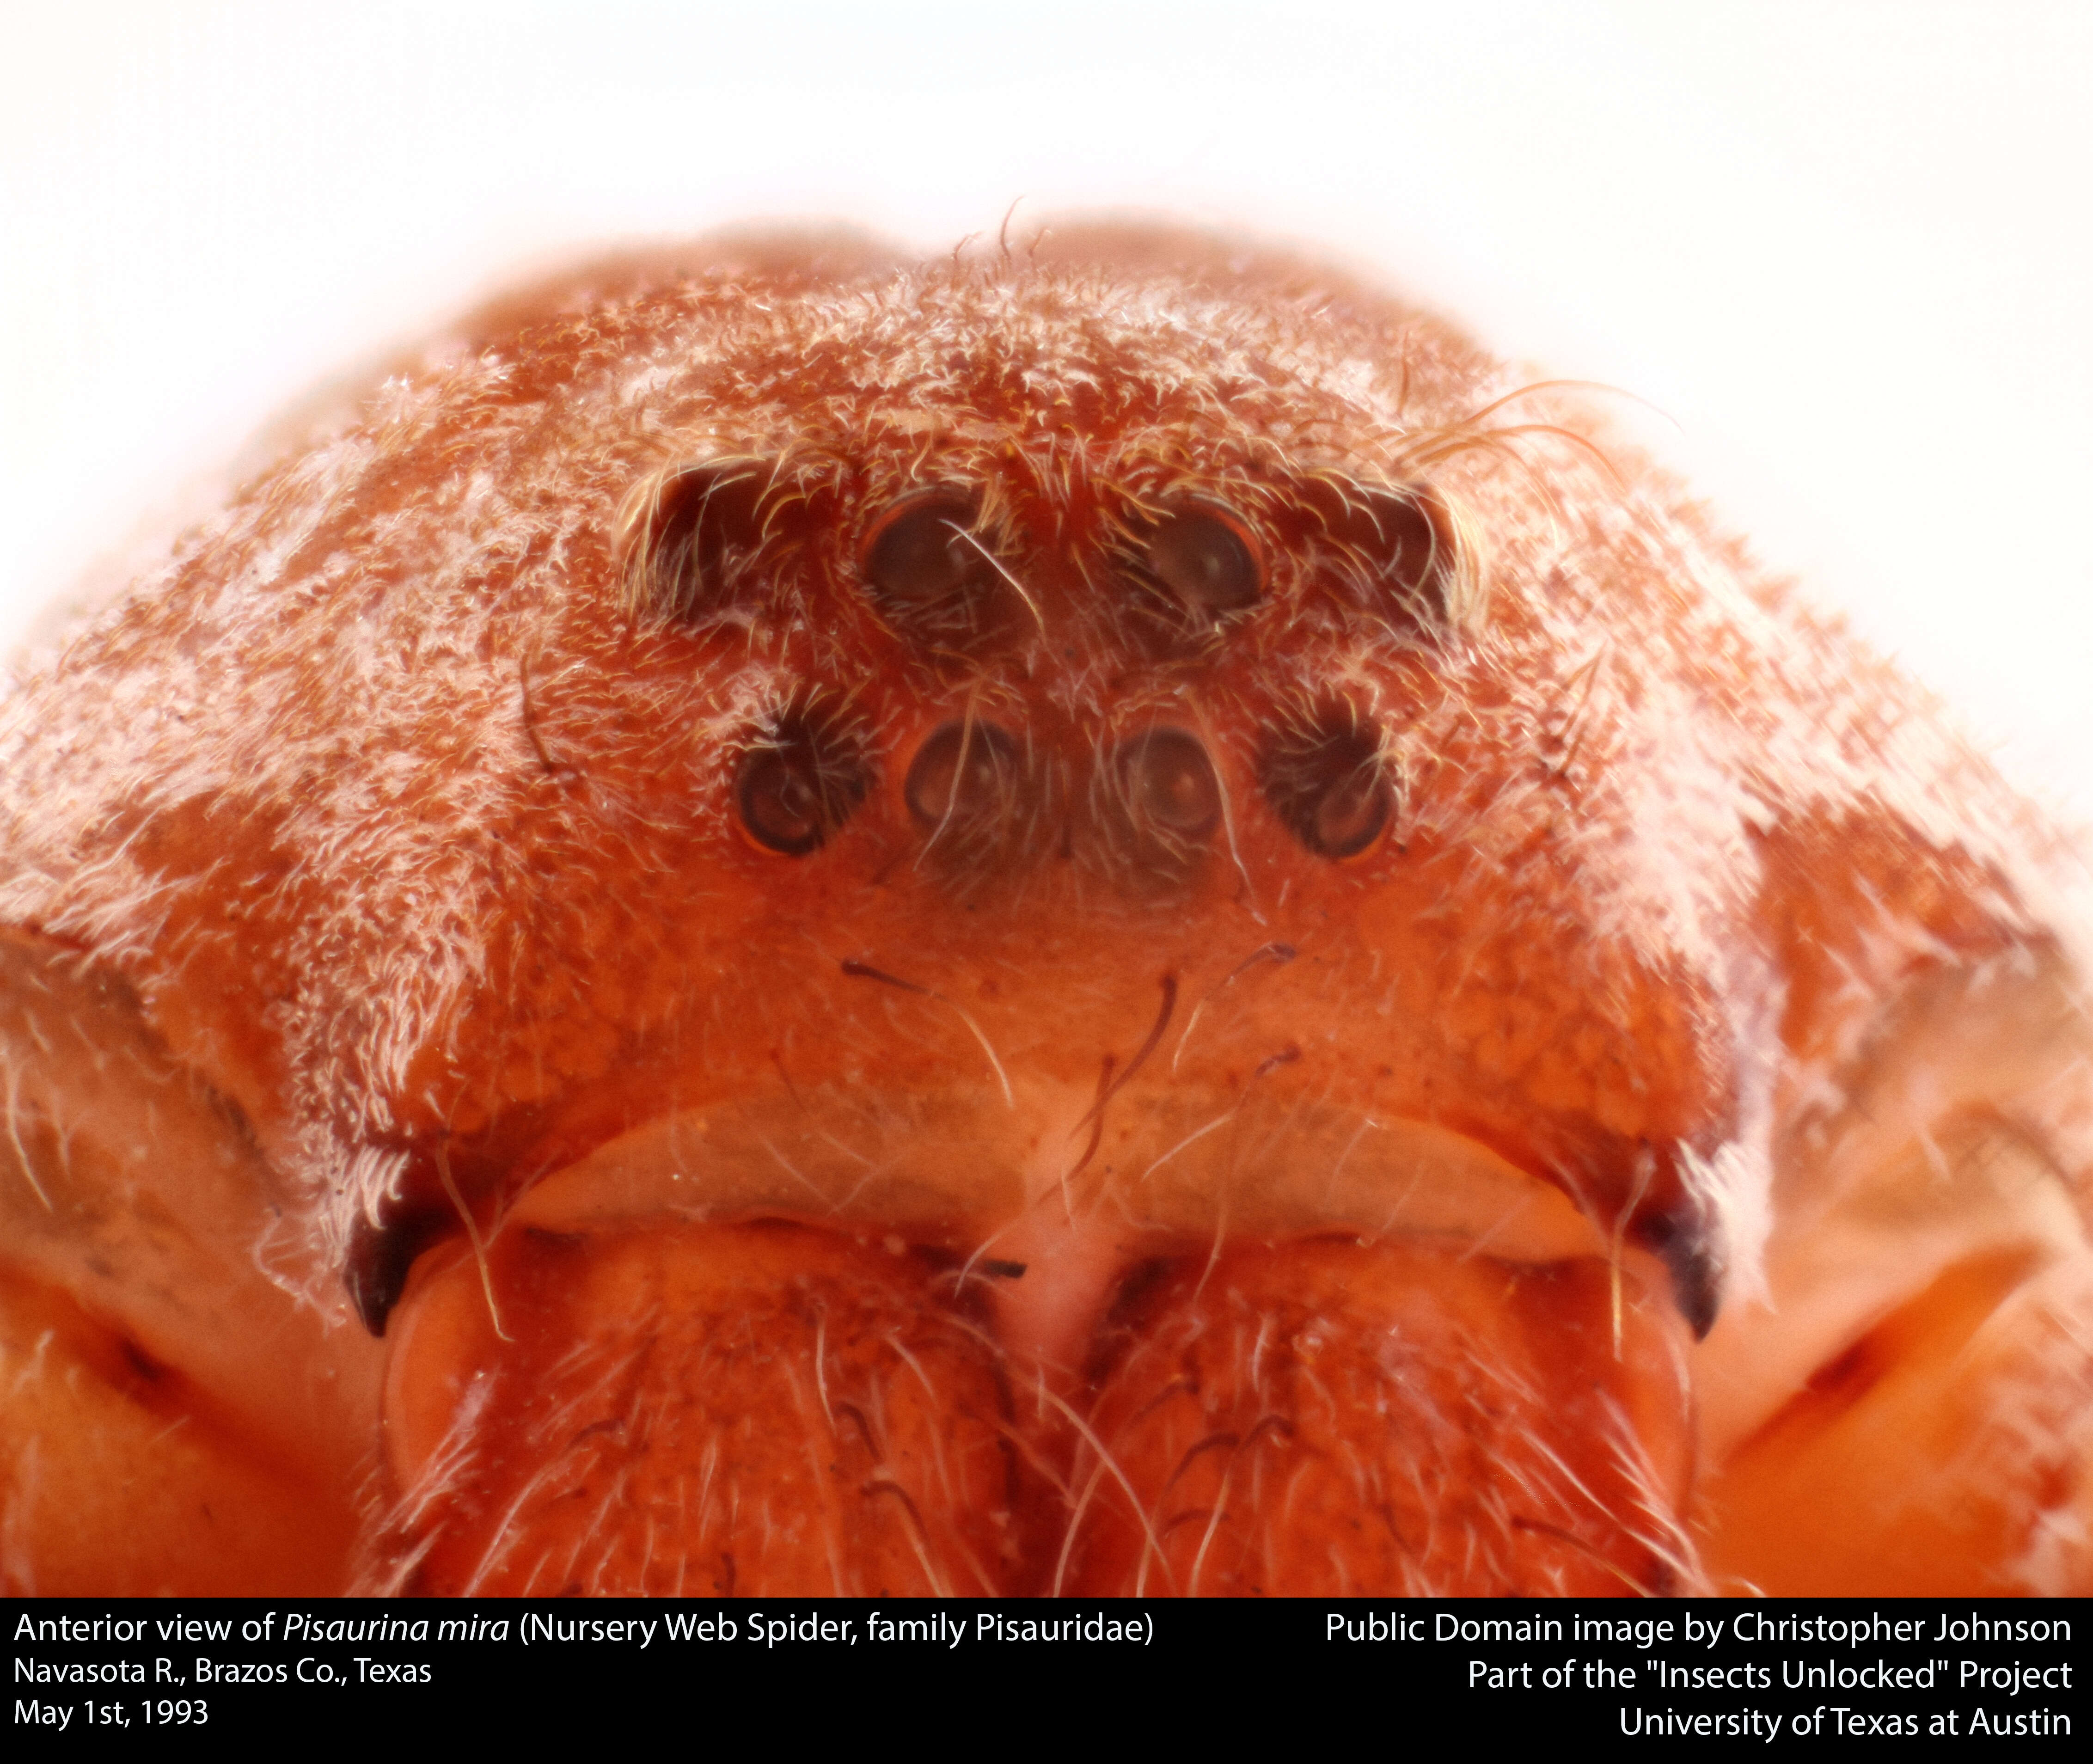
2, 224, 2088, 1597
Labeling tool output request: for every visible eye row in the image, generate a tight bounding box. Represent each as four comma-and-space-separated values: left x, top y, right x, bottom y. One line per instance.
863, 492, 1266, 643
737, 711, 1394, 866
620, 463, 1469, 644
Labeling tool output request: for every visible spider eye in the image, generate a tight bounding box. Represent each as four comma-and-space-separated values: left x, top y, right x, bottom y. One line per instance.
1143, 506, 1263, 618
1304, 481, 1477, 635
904, 721, 1028, 833
1262, 717, 1393, 859
617, 461, 772, 620
1116, 727, 1224, 843
863, 490, 998, 625
735, 711, 870, 856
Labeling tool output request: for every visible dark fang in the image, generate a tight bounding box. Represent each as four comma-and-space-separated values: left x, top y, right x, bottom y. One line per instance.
1641, 1204, 1722, 1339
344, 1207, 450, 1336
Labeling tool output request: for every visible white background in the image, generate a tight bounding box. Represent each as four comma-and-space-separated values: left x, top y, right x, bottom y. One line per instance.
5, 1, 2088, 821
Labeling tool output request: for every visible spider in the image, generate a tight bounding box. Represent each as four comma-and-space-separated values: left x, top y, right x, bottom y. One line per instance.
2, 223, 2086, 1596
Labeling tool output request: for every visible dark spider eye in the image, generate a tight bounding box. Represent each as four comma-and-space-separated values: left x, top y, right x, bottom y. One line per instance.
904, 720, 1027, 833
1302, 480, 1474, 634
1144, 506, 1262, 617
1114, 728, 1223, 845
618, 460, 772, 621
1262, 718, 1392, 859
736, 715, 870, 856
863, 490, 999, 625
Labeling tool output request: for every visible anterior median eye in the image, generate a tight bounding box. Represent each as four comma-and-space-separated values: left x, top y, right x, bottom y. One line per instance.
1094, 727, 1225, 887
904, 719, 1028, 835
1116, 727, 1224, 844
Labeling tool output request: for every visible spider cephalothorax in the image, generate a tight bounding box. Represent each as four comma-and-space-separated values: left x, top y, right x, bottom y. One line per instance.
1, 225, 2087, 1596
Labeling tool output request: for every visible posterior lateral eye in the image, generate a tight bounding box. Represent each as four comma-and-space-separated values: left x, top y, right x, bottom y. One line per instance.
1300, 478, 1480, 636
616, 460, 775, 621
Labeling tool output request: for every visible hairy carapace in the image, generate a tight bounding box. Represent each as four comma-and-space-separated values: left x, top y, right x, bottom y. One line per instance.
2, 223, 2089, 1597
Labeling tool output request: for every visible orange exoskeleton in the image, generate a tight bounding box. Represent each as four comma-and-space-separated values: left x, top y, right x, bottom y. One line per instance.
2, 224, 2088, 1596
